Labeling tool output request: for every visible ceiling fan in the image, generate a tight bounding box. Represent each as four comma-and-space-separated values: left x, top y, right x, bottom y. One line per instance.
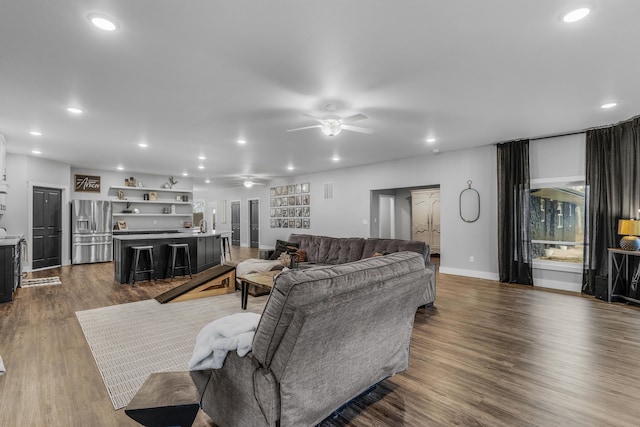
287, 113, 374, 136
238, 177, 267, 188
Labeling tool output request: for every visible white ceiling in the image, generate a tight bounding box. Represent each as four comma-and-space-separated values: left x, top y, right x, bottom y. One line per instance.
1, 1, 639, 189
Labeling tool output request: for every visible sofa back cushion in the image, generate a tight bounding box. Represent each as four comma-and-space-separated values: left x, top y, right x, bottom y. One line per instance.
287, 234, 364, 264
251, 251, 430, 368
362, 237, 429, 264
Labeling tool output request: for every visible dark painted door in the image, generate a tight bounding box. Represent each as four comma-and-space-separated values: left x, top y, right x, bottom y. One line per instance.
32, 187, 62, 269
231, 201, 240, 246
249, 199, 259, 248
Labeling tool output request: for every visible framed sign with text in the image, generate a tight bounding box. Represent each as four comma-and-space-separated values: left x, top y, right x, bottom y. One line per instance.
74, 174, 101, 192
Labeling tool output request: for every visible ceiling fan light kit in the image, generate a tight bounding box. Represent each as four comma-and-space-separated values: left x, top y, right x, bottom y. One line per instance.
287, 112, 373, 136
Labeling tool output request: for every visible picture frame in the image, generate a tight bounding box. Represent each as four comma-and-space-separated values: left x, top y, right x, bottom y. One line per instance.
303, 219, 310, 229
302, 183, 309, 193
148, 192, 158, 201
296, 184, 302, 194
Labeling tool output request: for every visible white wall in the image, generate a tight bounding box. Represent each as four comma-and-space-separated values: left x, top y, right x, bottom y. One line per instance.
196, 144, 500, 279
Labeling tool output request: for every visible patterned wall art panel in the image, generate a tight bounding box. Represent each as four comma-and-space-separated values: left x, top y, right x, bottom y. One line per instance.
269, 183, 310, 229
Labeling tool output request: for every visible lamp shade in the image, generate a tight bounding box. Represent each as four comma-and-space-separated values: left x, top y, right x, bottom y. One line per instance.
618, 219, 640, 236
618, 219, 640, 251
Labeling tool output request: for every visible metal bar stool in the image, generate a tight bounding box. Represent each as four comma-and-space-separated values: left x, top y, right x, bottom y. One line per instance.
221, 234, 232, 263
168, 243, 192, 280
129, 246, 156, 285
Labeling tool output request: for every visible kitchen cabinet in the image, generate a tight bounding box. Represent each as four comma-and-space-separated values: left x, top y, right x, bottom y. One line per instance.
0, 239, 22, 303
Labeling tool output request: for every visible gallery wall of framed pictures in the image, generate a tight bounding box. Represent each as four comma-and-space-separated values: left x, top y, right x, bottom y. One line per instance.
270, 182, 310, 229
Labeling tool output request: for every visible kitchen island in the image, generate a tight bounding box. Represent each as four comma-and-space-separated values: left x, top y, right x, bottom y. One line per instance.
113, 232, 222, 284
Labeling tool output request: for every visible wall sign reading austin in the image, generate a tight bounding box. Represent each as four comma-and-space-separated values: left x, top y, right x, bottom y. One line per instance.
74, 174, 101, 192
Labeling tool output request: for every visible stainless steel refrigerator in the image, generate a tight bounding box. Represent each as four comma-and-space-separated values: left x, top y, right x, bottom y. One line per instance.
71, 199, 113, 264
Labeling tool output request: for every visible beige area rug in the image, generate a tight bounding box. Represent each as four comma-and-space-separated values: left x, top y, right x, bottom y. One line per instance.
76, 293, 261, 410
21, 276, 62, 287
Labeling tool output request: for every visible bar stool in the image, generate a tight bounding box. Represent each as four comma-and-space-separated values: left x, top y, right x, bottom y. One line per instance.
168, 243, 192, 280
221, 234, 232, 263
129, 246, 156, 285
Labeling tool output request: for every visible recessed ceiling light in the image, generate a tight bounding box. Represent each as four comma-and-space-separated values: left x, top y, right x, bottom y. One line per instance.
601, 102, 617, 109
67, 107, 83, 114
332, 156, 340, 162
30, 130, 42, 136
426, 138, 436, 144
563, 8, 590, 23
138, 143, 148, 148
237, 139, 247, 144
198, 165, 204, 170
117, 166, 124, 170
205, 179, 211, 184
287, 165, 294, 171
198, 155, 206, 160
88, 13, 119, 31
32, 150, 42, 155
182, 172, 188, 177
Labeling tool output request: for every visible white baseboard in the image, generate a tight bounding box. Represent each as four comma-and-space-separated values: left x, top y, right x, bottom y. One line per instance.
439, 267, 500, 281
533, 278, 582, 293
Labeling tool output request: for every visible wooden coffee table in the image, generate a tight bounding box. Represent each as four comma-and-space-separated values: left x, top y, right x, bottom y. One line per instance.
238, 270, 280, 309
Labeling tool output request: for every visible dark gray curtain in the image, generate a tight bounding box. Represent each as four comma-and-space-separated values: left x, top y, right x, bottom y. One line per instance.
497, 140, 533, 285
583, 116, 640, 294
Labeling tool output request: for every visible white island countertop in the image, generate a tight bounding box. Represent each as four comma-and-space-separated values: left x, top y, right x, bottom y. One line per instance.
113, 231, 222, 241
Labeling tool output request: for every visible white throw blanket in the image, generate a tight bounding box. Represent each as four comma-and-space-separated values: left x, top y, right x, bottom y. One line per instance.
235, 258, 284, 279
188, 312, 261, 370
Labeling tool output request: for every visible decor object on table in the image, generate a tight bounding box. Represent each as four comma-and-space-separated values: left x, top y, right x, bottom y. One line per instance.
459, 180, 480, 223
148, 192, 157, 201
118, 190, 126, 200
117, 220, 128, 230
618, 219, 640, 251
167, 176, 178, 189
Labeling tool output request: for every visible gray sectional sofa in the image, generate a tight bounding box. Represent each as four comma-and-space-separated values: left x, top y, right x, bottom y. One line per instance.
191, 251, 435, 426
285, 233, 432, 267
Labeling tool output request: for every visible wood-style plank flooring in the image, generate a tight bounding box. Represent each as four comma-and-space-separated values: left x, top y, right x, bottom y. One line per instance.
2, 249, 640, 426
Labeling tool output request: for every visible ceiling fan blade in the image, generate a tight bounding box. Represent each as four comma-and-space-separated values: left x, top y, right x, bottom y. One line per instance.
341, 124, 375, 134
286, 125, 322, 132
301, 113, 325, 122
341, 113, 368, 123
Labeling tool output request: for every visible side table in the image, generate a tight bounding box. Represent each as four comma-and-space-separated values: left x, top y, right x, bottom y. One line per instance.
238, 270, 280, 309
125, 371, 200, 427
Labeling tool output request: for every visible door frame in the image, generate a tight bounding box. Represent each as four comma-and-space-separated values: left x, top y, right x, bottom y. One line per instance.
27, 181, 70, 272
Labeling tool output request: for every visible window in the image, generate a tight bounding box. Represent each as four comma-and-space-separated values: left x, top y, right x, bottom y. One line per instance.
530, 178, 587, 267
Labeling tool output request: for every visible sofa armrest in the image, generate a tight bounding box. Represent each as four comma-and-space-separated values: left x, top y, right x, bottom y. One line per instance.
191, 352, 280, 427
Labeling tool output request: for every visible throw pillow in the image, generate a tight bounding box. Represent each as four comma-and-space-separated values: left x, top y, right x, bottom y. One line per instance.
269, 239, 300, 260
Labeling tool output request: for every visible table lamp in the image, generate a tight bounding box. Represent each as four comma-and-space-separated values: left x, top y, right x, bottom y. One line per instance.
618, 219, 640, 251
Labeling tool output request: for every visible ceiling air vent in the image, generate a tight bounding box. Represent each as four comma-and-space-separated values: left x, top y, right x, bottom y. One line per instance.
323, 182, 334, 200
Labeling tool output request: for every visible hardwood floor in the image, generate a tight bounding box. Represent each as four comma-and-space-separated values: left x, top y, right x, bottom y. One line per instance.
2, 249, 640, 426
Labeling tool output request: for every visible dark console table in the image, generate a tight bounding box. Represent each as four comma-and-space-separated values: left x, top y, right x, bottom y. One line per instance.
607, 248, 640, 303
113, 232, 221, 284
